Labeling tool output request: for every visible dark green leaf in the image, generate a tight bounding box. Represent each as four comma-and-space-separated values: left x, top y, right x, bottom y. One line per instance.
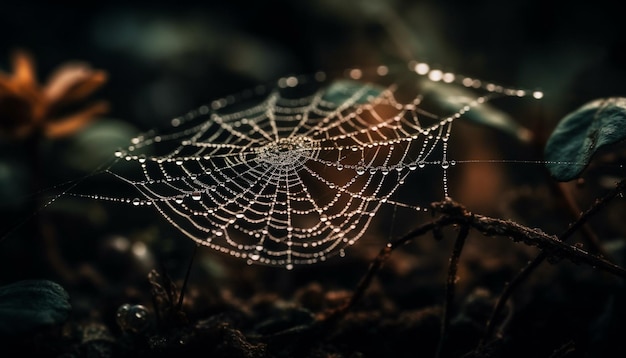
545, 97, 626, 181
0, 157, 29, 209
420, 80, 533, 142
0, 280, 71, 336
322, 80, 385, 106
61, 118, 140, 173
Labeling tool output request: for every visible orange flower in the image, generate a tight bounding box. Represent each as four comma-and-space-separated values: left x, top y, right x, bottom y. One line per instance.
0, 50, 109, 140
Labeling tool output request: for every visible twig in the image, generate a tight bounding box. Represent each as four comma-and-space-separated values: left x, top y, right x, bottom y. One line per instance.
436, 224, 470, 358
481, 179, 626, 344
322, 219, 444, 323
177, 244, 199, 311
554, 182, 605, 256
560, 179, 625, 241
325, 195, 626, 328
481, 254, 543, 343
463, 215, 624, 275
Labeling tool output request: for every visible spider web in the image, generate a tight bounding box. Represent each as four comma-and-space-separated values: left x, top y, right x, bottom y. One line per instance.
79, 63, 541, 269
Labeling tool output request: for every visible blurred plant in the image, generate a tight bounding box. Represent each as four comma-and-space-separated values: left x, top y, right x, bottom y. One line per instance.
0, 50, 108, 141
0, 51, 112, 320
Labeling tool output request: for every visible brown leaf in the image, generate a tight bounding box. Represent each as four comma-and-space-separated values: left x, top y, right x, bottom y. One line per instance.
11, 50, 37, 89
44, 100, 109, 138
44, 63, 108, 105
0, 49, 109, 140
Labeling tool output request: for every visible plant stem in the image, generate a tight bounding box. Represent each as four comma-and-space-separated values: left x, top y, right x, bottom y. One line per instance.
481, 179, 626, 344
177, 244, 199, 311
555, 181, 605, 256
328, 195, 626, 329
436, 224, 470, 358
322, 219, 443, 323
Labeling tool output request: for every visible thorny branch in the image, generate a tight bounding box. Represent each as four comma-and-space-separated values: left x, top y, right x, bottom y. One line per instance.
481, 178, 626, 344
323, 183, 626, 330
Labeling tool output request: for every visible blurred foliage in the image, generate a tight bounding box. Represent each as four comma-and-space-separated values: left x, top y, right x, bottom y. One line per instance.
321, 80, 385, 105
0, 280, 71, 337
420, 80, 534, 142
0, 50, 108, 140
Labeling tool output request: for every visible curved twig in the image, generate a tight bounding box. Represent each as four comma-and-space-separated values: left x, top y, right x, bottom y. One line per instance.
436, 223, 470, 358
315, 196, 626, 358
322, 219, 445, 323
481, 179, 626, 344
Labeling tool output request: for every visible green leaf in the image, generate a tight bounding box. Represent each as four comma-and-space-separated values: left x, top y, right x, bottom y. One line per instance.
0, 157, 29, 209
322, 80, 385, 106
61, 118, 140, 173
420, 80, 533, 142
0, 280, 71, 336
544, 97, 626, 181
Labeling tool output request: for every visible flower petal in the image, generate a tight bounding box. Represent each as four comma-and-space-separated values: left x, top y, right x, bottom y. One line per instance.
0, 75, 17, 96
44, 101, 109, 138
44, 62, 107, 105
8, 50, 43, 102
11, 50, 38, 89
60, 70, 108, 104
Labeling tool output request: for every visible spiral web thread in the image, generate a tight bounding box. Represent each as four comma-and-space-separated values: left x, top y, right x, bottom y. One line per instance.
89, 63, 542, 269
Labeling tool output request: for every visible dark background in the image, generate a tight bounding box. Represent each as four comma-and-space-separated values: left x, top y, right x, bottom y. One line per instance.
2, 0, 626, 128
1, 1, 625, 357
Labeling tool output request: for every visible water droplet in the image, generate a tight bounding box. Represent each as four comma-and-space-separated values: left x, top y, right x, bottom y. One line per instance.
175, 196, 184, 204
286, 264, 294, 270
116, 304, 131, 329
336, 164, 344, 171
356, 166, 366, 175
191, 191, 202, 200
117, 304, 150, 333
441, 161, 450, 169
418, 161, 426, 168
408, 163, 417, 171
132, 198, 141, 206
175, 159, 184, 165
